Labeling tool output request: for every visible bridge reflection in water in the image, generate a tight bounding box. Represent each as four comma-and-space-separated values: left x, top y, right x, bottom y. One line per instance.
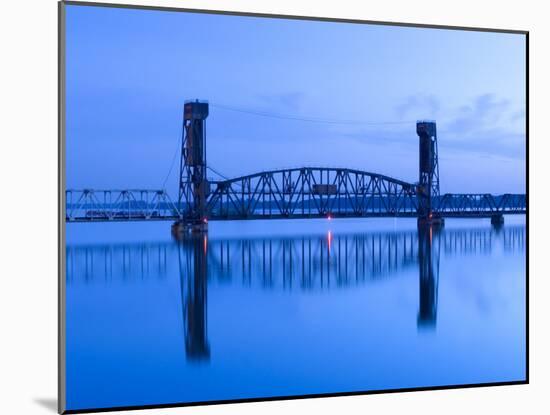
66, 224, 525, 362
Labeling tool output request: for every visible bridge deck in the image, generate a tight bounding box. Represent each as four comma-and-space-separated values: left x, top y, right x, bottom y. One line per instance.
65, 168, 525, 223
65, 190, 526, 222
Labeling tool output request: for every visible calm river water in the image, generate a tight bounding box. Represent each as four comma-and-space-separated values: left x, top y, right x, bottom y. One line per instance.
65, 217, 526, 411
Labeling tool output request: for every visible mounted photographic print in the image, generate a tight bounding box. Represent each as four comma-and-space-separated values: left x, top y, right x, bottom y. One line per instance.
59, 1, 528, 413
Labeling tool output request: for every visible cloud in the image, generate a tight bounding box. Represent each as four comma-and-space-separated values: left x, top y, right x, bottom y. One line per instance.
435, 93, 525, 159
256, 91, 306, 111
440, 130, 525, 162
445, 93, 510, 134
338, 93, 525, 161
510, 109, 526, 123
395, 94, 441, 119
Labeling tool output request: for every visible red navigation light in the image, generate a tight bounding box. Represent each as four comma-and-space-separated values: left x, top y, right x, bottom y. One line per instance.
203, 217, 208, 223
327, 214, 332, 220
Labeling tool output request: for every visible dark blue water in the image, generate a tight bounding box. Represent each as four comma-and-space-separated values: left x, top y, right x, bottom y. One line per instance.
65, 217, 526, 411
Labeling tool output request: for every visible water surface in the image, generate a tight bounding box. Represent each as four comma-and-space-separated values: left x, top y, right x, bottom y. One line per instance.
65, 217, 526, 411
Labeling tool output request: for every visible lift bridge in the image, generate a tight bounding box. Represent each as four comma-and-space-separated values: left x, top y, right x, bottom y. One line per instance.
65, 100, 526, 232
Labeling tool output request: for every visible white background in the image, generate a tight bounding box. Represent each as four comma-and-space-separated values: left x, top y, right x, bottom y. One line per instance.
0, 0, 545, 414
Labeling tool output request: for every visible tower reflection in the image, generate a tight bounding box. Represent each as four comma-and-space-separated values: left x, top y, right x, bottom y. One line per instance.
177, 235, 210, 362
417, 224, 441, 330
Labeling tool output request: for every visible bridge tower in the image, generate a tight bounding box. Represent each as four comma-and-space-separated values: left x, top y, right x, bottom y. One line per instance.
172, 100, 210, 235
416, 121, 443, 226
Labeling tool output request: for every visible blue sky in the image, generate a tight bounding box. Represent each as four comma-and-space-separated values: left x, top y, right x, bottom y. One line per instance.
65, 5, 526, 194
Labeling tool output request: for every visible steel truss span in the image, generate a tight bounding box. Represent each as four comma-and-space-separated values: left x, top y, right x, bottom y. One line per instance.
65, 189, 180, 222
437, 193, 526, 216
65, 168, 526, 223
205, 167, 418, 220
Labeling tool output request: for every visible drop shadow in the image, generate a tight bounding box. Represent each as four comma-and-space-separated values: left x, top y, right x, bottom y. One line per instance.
34, 398, 57, 413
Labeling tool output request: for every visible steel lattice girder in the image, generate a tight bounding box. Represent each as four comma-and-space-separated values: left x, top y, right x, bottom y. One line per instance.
65, 189, 181, 222
65, 169, 526, 222
205, 167, 418, 218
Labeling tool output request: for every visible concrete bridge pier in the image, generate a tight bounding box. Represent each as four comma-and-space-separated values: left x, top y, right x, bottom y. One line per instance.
491, 214, 504, 226
172, 220, 208, 238
417, 215, 445, 228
